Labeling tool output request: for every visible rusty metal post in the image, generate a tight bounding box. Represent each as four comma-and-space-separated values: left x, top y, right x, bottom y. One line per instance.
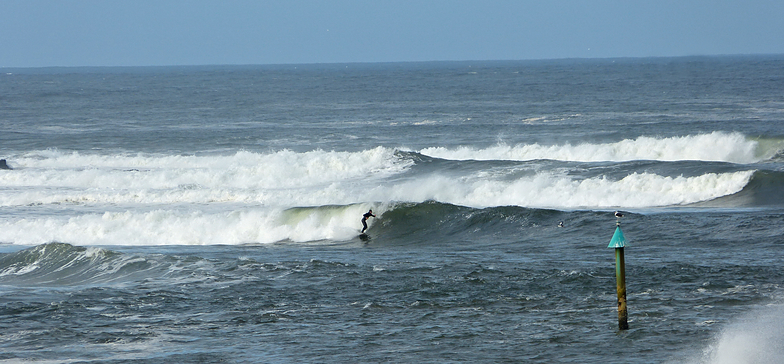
614, 245, 628, 330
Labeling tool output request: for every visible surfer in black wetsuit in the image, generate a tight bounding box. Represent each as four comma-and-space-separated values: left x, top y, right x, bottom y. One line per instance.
361, 209, 375, 233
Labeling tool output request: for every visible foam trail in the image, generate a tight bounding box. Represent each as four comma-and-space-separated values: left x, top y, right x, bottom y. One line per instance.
420, 132, 767, 163
0, 205, 381, 246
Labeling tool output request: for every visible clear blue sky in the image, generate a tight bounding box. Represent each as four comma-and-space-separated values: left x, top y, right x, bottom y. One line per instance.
3, 0, 783, 67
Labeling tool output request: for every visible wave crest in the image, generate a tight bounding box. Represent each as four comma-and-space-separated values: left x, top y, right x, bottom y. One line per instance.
0, 170, 755, 246
420, 132, 776, 163
382, 170, 755, 209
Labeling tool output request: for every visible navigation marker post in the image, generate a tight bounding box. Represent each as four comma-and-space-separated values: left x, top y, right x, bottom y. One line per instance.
608, 212, 629, 330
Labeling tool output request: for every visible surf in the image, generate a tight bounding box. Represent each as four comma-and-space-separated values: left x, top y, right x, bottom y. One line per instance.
691, 304, 784, 364
0, 133, 774, 246
418, 132, 782, 164
0, 153, 756, 210
0, 167, 757, 246
377, 170, 755, 210
0, 147, 414, 208
0, 204, 379, 246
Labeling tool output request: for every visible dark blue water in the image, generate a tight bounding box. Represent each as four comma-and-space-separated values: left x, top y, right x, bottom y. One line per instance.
1, 56, 784, 363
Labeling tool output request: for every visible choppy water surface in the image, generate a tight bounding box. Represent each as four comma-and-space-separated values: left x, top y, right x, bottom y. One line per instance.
1, 56, 784, 363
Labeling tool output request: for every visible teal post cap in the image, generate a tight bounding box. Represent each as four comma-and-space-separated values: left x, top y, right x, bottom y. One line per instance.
608, 226, 627, 248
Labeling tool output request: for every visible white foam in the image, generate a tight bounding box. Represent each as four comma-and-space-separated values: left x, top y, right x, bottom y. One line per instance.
0, 204, 380, 246
0, 147, 411, 207
420, 132, 765, 163
377, 170, 755, 209
0, 168, 752, 245
690, 304, 784, 364
0, 145, 757, 245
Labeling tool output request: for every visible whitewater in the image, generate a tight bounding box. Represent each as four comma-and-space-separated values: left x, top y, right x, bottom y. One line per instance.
2, 57, 784, 363
0, 132, 773, 245
419, 131, 779, 163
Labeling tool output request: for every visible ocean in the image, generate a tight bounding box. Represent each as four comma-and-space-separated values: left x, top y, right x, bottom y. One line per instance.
1, 56, 783, 363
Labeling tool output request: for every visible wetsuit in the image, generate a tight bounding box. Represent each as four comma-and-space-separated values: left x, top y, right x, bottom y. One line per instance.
361, 211, 375, 233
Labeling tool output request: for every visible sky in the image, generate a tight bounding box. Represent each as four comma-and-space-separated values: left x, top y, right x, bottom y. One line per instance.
2, 0, 784, 68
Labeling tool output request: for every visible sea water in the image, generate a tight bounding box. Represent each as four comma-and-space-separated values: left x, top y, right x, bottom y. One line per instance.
1, 56, 784, 363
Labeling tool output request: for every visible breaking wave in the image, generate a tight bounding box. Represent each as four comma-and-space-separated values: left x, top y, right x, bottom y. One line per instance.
0, 132, 779, 246
419, 132, 783, 163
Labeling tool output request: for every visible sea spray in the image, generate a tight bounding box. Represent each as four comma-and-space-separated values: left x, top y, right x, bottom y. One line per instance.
695, 304, 784, 364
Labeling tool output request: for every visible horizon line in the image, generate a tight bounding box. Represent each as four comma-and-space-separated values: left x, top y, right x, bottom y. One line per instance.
3, 53, 783, 71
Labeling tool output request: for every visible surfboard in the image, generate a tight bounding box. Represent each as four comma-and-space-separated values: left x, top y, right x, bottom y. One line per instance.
359, 233, 370, 241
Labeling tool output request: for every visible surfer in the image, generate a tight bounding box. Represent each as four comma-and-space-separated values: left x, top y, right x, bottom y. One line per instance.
361, 209, 376, 233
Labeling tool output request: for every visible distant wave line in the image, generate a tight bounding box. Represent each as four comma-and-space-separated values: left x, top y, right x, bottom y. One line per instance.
419, 132, 782, 163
